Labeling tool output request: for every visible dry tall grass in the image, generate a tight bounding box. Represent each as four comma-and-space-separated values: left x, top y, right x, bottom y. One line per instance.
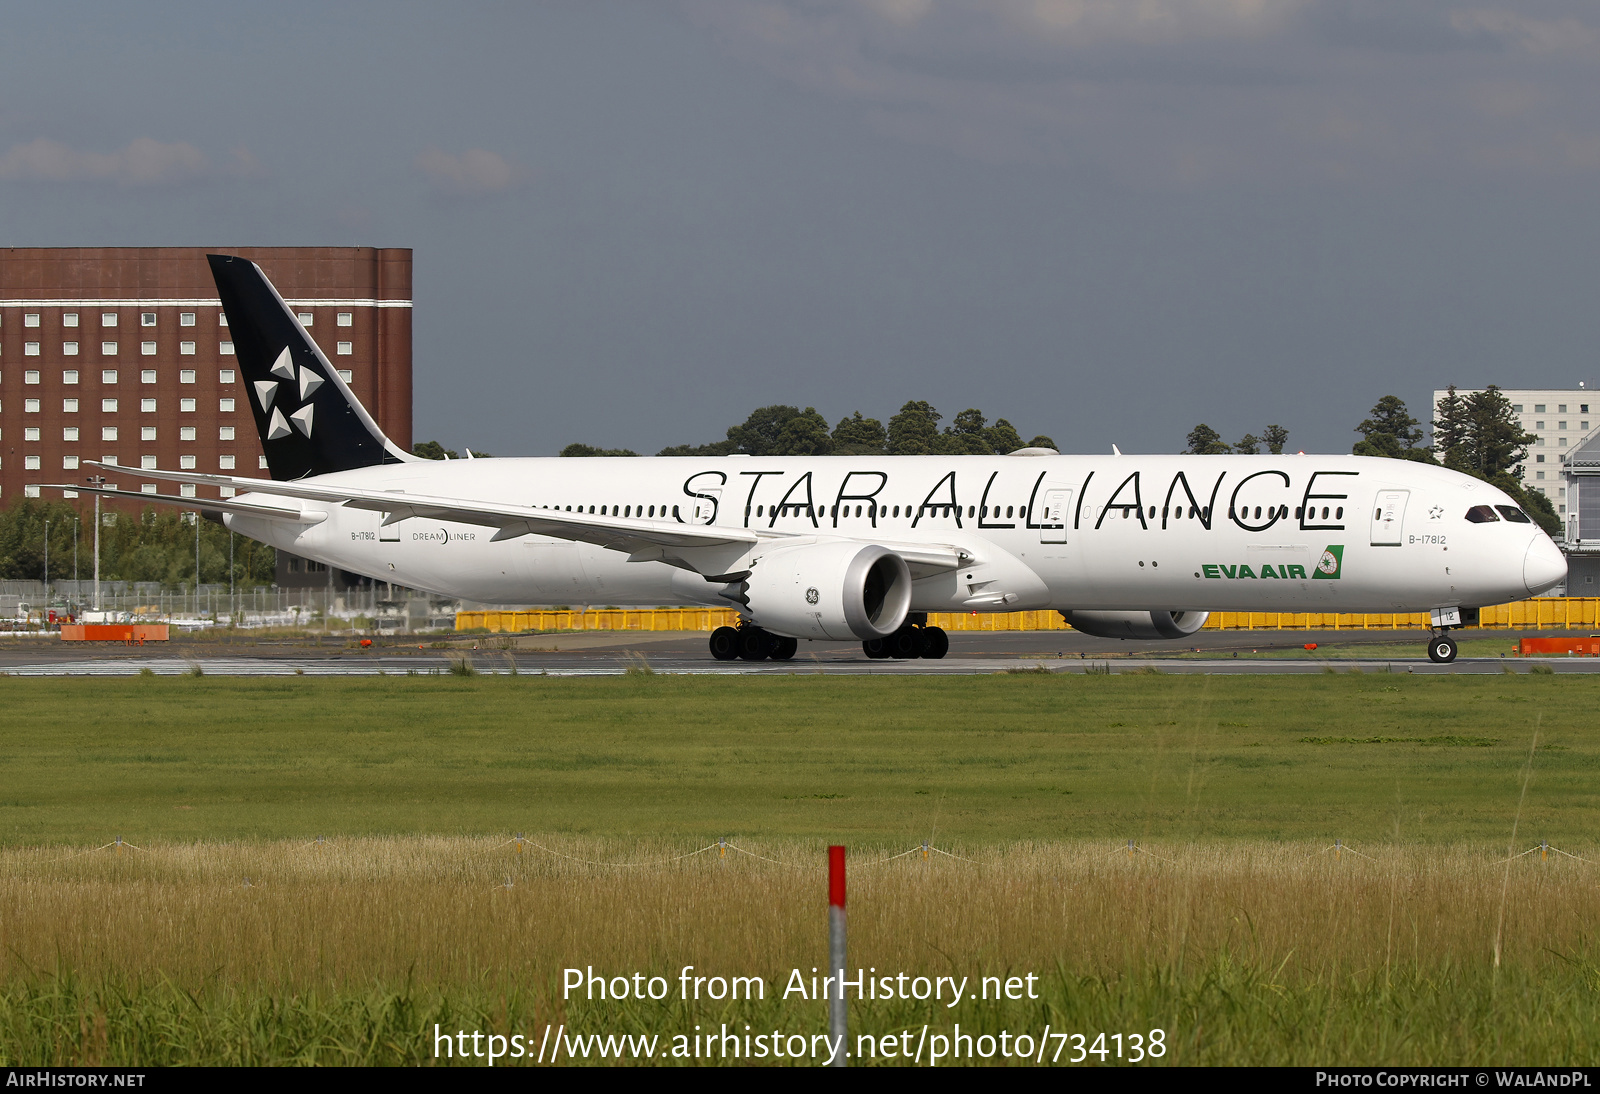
2, 837, 1597, 1064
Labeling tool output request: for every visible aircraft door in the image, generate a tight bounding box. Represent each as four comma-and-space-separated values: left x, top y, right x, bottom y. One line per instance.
1039, 488, 1073, 543
691, 489, 721, 525
1371, 490, 1409, 546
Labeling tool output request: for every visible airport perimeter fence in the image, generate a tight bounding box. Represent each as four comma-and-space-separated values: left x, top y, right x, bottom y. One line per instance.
0, 581, 460, 632
456, 598, 1600, 635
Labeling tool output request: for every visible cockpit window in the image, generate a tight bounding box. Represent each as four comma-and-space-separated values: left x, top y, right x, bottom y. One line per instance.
1495, 505, 1532, 523
1465, 505, 1500, 523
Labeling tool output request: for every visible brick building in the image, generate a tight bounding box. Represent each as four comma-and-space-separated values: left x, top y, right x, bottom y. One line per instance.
0, 247, 412, 510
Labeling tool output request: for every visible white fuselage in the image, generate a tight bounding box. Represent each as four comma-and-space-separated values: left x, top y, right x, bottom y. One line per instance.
223, 453, 1561, 617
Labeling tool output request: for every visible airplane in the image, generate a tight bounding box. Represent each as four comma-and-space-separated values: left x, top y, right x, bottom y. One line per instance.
57, 254, 1567, 665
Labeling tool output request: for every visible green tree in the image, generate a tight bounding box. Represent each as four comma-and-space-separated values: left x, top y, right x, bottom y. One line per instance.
1354, 396, 1432, 462
1184, 424, 1231, 454
943, 408, 995, 455
1262, 425, 1289, 455
1431, 386, 1470, 469
987, 418, 1027, 454
561, 443, 640, 457
413, 440, 456, 460
768, 407, 834, 456
1461, 387, 1536, 480
887, 401, 942, 455
1234, 433, 1261, 455
830, 412, 887, 455
1027, 435, 1058, 450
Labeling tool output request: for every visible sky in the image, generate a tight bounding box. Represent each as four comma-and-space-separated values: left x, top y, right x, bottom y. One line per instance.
3, 0, 1599, 457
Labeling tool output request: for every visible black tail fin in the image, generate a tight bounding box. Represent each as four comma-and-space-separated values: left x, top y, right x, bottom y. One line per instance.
207, 254, 413, 480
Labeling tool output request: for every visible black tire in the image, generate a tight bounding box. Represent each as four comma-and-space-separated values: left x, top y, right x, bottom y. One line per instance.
1428, 636, 1458, 664
738, 628, 773, 661
921, 626, 949, 660
889, 628, 925, 659
862, 637, 888, 659
770, 635, 798, 661
709, 626, 740, 661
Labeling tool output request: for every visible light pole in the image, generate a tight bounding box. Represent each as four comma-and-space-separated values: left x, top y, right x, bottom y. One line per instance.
86, 475, 105, 613
43, 520, 50, 610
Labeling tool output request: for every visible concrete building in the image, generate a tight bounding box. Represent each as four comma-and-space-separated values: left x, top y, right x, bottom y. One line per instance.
1, 247, 412, 511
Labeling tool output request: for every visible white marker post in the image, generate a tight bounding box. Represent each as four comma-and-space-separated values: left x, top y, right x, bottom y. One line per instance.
828, 844, 846, 1067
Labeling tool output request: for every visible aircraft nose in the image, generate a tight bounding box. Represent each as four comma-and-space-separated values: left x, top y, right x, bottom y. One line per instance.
1524, 534, 1567, 596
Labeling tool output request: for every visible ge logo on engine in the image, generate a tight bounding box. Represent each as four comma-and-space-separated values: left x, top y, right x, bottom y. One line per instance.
805, 587, 820, 604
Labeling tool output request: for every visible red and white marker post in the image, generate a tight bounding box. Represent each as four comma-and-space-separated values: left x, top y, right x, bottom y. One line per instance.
828, 844, 847, 1067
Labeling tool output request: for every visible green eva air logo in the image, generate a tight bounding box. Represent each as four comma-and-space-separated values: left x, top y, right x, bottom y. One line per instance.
1312, 545, 1344, 580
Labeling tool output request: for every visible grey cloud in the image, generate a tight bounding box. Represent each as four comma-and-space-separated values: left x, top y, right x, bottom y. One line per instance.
0, 137, 210, 185
415, 147, 524, 199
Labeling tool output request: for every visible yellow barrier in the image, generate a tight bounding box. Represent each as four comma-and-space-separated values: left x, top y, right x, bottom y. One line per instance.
460, 599, 1600, 634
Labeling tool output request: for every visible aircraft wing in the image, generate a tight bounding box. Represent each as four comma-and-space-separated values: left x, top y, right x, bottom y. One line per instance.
76, 462, 967, 577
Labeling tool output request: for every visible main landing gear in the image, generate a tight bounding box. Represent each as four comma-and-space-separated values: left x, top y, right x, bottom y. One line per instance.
709, 623, 797, 663
1427, 631, 1459, 664
863, 618, 948, 661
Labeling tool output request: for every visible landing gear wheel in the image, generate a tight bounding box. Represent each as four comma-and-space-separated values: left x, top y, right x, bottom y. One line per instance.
738, 627, 774, 661
862, 637, 888, 659
1428, 635, 1458, 664
921, 626, 949, 660
889, 628, 925, 659
769, 635, 798, 661
709, 626, 740, 661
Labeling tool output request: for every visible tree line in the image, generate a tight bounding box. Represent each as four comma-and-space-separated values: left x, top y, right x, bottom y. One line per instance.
560, 402, 1057, 459
0, 500, 276, 586
1186, 387, 1559, 536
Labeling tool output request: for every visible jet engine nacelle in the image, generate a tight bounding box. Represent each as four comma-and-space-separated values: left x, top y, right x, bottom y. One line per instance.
739, 542, 913, 640
1060, 609, 1210, 640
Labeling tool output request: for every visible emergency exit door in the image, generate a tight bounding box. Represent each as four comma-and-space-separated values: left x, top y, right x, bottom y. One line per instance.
1039, 488, 1073, 543
1371, 490, 1409, 546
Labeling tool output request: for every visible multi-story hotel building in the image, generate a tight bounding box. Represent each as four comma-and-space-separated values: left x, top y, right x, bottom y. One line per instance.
0, 247, 412, 508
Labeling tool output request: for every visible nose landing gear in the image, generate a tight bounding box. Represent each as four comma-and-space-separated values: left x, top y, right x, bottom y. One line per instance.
1427, 632, 1459, 664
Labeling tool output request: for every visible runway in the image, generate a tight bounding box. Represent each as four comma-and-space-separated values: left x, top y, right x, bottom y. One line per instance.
0, 628, 1594, 675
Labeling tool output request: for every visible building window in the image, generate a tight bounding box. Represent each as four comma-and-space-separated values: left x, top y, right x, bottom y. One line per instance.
260, 455, 269, 469
24, 398, 39, 412
101, 370, 117, 384
24, 342, 39, 355
219, 341, 235, 355
102, 426, 117, 441
218, 311, 228, 326
101, 312, 117, 327
62, 427, 77, 441
179, 370, 195, 383
24, 370, 39, 384
337, 370, 353, 382
141, 483, 157, 494
337, 312, 353, 327
24, 486, 39, 498
1536, 404, 1547, 413
297, 312, 313, 326
23, 313, 39, 327
179, 341, 195, 355
180, 398, 196, 412
180, 426, 196, 441
141, 426, 156, 440
219, 398, 235, 412
220, 486, 236, 498
100, 457, 118, 467
1513, 404, 1523, 412
1536, 471, 1545, 480
63, 455, 79, 470
1537, 455, 1546, 463
141, 455, 156, 469
219, 370, 235, 383
336, 341, 353, 355
1537, 437, 1545, 446
63, 342, 78, 356
180, 483, 196, 498
23, 456, 39, 470
141, 341, 156, 356
101, 398, 117, 412
62, 370, 78, 384
141, 398, 156, 412
1560, 421, 1568, 430
219, 454, 236, 469
24, 427, 39, 441
61, 398, 76, 412
141, 312, 156, 327
179, 312, 195, 327
219, 425, 235, 440
101, 342, 117, 355
180, 455, 197, 470
62, 313, 78, 327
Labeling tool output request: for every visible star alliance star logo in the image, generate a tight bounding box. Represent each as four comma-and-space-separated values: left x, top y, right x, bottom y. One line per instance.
254, 346, 322, 441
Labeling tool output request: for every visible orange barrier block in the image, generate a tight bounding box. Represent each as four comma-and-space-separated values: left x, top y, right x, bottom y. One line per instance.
1517, 636, 1600, 657
59, 624, 170, 644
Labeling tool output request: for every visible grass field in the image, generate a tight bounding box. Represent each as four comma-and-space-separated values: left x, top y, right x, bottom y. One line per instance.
1, 674, 1597, 1065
